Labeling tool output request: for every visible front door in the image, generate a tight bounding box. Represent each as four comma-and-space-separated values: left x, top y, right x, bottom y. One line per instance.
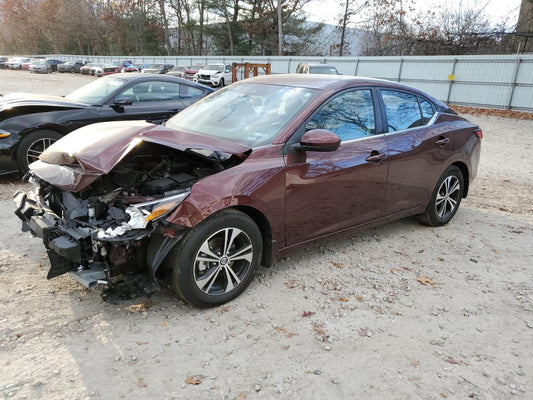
284, 89, 389, 246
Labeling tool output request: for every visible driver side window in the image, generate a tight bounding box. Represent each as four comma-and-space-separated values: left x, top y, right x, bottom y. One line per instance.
305, 89, 375, 141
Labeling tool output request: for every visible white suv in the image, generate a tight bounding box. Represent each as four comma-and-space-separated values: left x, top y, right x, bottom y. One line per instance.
194, 63, 233, 87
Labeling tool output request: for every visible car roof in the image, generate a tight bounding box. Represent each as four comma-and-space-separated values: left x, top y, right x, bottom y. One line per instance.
241, 74, 434, 96
102, 73, 216, 91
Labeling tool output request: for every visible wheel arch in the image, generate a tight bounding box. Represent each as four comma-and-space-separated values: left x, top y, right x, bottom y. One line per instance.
232, 205, 273, 268
451, 161, 469, 198
14, 127, 66, 171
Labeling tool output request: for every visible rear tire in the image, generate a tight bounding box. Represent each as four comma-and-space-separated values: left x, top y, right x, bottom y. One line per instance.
16, 130, 62, 174
419, 165, 464, 226
167, 209, 262, 308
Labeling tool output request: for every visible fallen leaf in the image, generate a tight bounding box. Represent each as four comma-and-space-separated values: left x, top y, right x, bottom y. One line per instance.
127, 300, 152, 312
331, 262, 344, 269
417, 276, 435, 286
354, 294, 364, 302
357, 327, 369, 337
136, 341, 148, 345
137, 377, 147, 387
284, 279, 298, 289
337, 296, 349, 302
410, 359, 420, 366
445, 356, 469, 365
274, 326, 287, 334
440, 393, 448, 398
185, 375, 205, 385
236, 393, 247, 400
302, 310, 315, 317
418, 249, 424, 253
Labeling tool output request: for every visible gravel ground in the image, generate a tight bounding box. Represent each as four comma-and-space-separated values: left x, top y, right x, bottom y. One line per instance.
0, 69, 532, 400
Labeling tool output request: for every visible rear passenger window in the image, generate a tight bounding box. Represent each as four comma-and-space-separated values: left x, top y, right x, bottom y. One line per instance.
419, 98, 435, 121
305, 89, 375, 141
381, 90, 433, 131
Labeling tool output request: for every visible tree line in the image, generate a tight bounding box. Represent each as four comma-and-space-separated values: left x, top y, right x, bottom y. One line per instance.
0, 0, 527, 57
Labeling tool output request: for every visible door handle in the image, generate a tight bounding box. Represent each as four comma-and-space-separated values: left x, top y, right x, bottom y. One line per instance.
366, 152, 387, 163
435, 137, 450, 147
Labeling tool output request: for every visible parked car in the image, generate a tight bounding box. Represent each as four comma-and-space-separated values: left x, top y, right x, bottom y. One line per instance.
142, 63, 174, 74
166, 65, 188, 78
22, 58, 45, 70
80, 63, 97, 75
0, 74, 214, 174
7, 57, 31, 69
295, 62, 340, 75
45, 59, 64, 72
103, 60, 132, 76
122, 64, 143, 73
91, 64, 104, 77
29, 60, 52, 74
0, 57, 9, 69
57, 61, 85, 73
184, 64, 205, 80
194, 63, 233, 87
13, 75, 481, 307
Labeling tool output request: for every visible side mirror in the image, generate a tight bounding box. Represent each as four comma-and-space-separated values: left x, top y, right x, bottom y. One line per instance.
293, 129, 341, 152
113, 96, 133, 106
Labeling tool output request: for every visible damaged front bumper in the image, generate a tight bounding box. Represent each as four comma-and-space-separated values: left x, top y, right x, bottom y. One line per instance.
13, 187, 187, 299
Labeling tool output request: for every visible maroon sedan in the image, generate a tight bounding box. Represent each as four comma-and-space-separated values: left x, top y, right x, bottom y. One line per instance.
14, 75, 481, 307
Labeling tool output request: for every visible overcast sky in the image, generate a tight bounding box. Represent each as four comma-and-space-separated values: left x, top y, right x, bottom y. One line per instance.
303, 0, 522, 28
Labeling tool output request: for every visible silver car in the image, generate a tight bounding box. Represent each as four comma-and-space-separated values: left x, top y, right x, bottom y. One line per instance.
29, 60, 52, 74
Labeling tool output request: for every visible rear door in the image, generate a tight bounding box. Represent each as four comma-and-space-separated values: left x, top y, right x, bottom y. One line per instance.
284, 88, 389, 246
379, 89, 451, 216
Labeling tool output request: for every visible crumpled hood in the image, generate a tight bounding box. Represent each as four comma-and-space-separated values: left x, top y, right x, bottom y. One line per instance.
30, 120, 251, 191
0, 92, 89, 111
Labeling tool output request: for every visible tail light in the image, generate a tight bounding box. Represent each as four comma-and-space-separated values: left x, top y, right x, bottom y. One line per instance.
473, 128, 483, 139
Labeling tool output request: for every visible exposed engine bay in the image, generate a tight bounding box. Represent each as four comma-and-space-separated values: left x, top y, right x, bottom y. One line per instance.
14, 141, 242, 301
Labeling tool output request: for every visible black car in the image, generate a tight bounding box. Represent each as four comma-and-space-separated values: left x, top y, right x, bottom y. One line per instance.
0, 74, 215, 174
57, 61, 85, 73
45, 59, 64, 72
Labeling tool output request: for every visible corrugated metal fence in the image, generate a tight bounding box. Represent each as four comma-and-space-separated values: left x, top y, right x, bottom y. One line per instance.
53, 54, 533, 111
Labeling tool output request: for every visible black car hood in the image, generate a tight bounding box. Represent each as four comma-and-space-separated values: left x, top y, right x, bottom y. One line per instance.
0, 93, 89, 111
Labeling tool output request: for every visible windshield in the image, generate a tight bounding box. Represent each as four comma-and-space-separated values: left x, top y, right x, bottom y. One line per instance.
309, 65, 339, 75
149, 64, 164, 68
166, 83, 318, 147
65, 77, 127, 104
205, 64, 223, 70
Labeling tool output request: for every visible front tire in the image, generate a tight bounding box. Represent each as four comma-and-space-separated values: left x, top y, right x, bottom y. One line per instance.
16, 130, 62, 174
218, 78, 225, 88
167, 210, 262, 308
419, 165, 464, 226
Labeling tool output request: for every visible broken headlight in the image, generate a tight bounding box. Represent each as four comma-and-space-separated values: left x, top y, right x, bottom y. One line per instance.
128, 190, 190, 225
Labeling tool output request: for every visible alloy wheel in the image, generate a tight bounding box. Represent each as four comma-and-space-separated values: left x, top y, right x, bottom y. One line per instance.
435, 175, 461, 219
26, 137, 57, 165
193, 227, 253, 296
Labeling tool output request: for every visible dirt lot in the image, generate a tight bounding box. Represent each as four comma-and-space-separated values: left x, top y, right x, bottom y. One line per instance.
0, 70, 532, 400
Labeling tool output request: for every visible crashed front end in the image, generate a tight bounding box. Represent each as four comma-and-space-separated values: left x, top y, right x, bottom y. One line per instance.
13, 121, 249, 301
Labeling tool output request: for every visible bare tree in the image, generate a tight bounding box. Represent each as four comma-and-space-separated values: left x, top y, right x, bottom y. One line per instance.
336, 0, 368, 56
